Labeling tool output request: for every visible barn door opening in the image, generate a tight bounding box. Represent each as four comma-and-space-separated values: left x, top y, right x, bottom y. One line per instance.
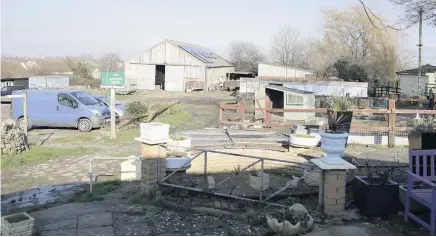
155, 65, 165, 90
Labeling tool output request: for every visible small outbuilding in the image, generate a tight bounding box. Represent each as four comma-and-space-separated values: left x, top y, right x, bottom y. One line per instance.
265, 85, 315, 122
125, 39, 235, 92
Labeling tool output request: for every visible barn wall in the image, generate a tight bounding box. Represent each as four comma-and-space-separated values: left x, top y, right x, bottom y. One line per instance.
206, 67, 235, 89
165, 66, 185, 92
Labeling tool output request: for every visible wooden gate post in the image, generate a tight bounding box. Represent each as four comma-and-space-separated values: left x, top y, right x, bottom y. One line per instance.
388, 99, 396, 147
239, 99, 245, 122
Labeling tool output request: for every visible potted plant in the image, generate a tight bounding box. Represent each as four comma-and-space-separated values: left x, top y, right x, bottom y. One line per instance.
289, 133, 321, 148
318, 96, 353, 165
408, 116, 436, 150
165, 149, 192, 171
353, 166, 399, 216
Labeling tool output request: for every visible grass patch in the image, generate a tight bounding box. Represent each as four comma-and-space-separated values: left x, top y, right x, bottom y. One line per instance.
155, 104, 192, 128
72, 180, 122, 202
1, 146, 96, 170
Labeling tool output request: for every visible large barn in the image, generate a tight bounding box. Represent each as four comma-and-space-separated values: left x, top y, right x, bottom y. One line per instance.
125, 39, 235, 92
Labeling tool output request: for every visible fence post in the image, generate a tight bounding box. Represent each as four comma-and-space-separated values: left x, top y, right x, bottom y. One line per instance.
239, 99, 245, 122
265, 96, 272, 126
388, 99, 396, 147
219, 104, 224, 128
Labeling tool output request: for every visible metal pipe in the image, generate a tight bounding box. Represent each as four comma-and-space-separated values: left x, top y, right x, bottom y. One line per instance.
159, 183, 290, 209
160, 151, 204, 183
215, 159, 262, 188
200, 149, 313, 166
204, 151, 208, 191
260, 159, 264, 201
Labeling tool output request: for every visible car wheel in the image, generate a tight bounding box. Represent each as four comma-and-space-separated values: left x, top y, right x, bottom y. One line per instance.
78, 118, 92, 132
17, 117, 31, 131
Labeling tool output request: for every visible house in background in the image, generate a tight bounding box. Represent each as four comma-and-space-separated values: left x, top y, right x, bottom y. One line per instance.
1, 61, 34, 87
24, 59, 73, 76
125, 39, 235, 92
396, 64, 436, 97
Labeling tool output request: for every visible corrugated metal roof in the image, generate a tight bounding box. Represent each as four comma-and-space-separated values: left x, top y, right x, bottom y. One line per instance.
259, 62, 313, 73
1, 61, 34, 79
265, 85, 314, 94
166, 39, 233, 68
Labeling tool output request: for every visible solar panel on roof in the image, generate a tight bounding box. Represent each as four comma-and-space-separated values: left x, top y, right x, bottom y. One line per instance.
178, 44, 216, 64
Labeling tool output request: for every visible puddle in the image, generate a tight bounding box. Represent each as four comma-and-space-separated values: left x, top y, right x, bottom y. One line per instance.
1, 184, 87, 209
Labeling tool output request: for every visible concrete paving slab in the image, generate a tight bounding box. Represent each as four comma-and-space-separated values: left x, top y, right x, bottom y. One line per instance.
38, 218, 77, 231
39, 229, 77, 236
77, 226, 114, 236
78, 212, 112, 228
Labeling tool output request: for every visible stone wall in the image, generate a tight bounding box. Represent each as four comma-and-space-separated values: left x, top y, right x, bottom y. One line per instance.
1, 119, 27, 155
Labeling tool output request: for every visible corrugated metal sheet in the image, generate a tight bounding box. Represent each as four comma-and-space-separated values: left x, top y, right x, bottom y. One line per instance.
206, 67, 235, 88
28, 76, 69, 88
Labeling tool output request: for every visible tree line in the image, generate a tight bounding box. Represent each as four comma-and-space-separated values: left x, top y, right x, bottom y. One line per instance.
230, 1, 435, 86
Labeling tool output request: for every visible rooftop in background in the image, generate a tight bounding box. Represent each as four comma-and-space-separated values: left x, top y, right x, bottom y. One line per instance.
166, 39, 233, 68
396, 64, 436, 76
30, 59, 72, 74
259, 62, 313, 73
255, 76, 344, 82
265, 85, 314, 94
1, 61, 34, 79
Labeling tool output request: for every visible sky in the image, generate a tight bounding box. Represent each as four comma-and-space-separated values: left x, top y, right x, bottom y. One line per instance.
1, 0, 435, 66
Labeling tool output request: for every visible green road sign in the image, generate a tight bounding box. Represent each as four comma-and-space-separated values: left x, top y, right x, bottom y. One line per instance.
101, 72, 125, 87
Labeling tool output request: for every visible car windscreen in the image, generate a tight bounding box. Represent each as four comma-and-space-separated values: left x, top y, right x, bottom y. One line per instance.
71, 91, 99, 105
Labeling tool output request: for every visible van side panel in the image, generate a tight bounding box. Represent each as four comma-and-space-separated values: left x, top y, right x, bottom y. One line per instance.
28, 92, 57, 127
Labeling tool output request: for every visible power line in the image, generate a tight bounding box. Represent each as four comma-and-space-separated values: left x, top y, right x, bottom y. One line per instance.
358, 0, 411, 31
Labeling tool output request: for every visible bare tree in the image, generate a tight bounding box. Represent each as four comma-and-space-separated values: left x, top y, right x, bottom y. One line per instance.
98, 53, 123, 72
270, 25, 309, 68
229, 41, 265, 72
390, 0, 436, 26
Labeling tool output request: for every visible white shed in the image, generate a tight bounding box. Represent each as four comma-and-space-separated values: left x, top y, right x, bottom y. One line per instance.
125, 39, 235, 92
265, 85, 315, 122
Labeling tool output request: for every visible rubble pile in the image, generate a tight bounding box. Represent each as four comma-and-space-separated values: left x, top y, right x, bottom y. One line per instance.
1, 119, 27, 155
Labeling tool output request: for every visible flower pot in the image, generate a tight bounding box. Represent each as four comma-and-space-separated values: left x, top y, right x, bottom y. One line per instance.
1, 212, 35, 236
249, 171, 270, 191
319, 131, 348, 165
398, 186, 428, 213
289, 133, 320, 148
408, 130, 436, 150
167, 135, 192, 149
139, 122, 170, 144
352, 176, 399, 216
165, 157, 192, 171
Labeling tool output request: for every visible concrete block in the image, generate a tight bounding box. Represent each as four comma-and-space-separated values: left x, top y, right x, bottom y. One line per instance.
207, 176, 216, 189
1, 212, 34, 236
121, 158, 141, 181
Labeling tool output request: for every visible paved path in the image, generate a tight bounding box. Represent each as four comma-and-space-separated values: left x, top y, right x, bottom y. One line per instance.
29, 200, 265, 236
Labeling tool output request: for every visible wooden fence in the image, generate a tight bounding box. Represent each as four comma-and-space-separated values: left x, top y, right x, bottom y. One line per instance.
219, 98, 436, 147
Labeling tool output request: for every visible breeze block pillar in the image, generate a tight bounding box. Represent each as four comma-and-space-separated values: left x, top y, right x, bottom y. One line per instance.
139, 143, 166, 195
311, 158, 356, 216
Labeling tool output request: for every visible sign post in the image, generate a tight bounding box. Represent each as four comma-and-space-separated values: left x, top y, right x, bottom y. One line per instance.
101, 72, 125, 139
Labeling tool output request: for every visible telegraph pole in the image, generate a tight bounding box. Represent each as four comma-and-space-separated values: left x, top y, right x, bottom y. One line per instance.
417, 7, 423, 96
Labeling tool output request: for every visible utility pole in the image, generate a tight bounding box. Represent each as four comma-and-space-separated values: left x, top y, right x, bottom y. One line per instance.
417, 7, 423, 96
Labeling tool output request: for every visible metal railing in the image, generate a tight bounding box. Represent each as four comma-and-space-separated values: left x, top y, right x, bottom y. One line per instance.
158, 149, 316, 208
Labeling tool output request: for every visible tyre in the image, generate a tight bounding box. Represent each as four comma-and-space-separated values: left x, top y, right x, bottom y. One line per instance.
17, 117, 31, 131
77, 118, 92, 132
